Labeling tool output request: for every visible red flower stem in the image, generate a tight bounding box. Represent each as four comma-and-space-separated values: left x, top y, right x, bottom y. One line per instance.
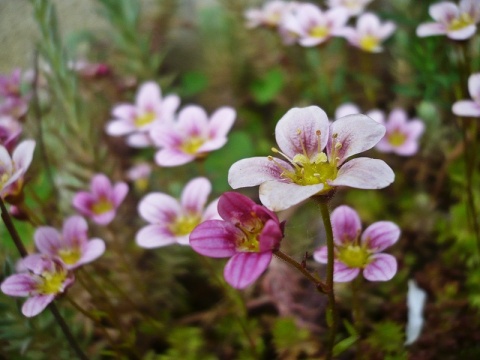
273, 250, 327, 293
0, 197, 88, 360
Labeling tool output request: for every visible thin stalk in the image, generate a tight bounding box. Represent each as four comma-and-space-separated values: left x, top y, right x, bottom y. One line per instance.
0, 198, 28, 257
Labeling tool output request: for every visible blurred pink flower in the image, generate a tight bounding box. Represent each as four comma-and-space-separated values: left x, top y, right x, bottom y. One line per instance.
340, 12, 396, 52
0, 116, 22, 151
136, 177, 219, 248
416, 0, 480, 40
314, 205, 399, 282
229, 106, 394, 211
282, 3, 349, 46
374, 109, 425, 156
0, 140, 35, 198
151, 105, 236, 167
1, 254, 74, 317
105, 81, 180, 148
35, 215, 105, 269
0, 69, 23, 98
327, 0, 373, 17
190, 192, 284, 289
245, 1, 291, 28
452, 73, 480, 117
72, 174, 128, 225
334, 102, 361, 119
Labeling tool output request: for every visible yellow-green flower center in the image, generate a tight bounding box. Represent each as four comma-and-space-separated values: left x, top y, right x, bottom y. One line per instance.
134, 112, 156, 127
387, 130, 407, 147
310, 26, 329, 38
181, 136, 205, 155
58, 248, 82, 265
170, 214, 201, 236
92, 198, 113, 215
359, 35, 379, 52
37, 270, 68, 295
337, 245, 371, 268
449, 13, 474, 31
235, 217, 264, 253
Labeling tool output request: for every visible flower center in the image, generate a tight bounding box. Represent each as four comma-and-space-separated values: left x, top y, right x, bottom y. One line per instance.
235, 215, 265, 252
310, 25, 329, 39
268, 130, 341, 193
58, 248, 82, 265
170, 214, 201, 236
387, 129, 407, 147
359, 35, 379, 52
37, 270, 68, 295
91, 198, 113, 215
181, 136, 205, 155
134, 112, 156, 128
265, 12, 282, 27
449, 13, 473, 31
337, 245, 370, 268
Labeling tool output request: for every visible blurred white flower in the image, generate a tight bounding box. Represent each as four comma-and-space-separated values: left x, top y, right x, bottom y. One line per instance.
405, 279, 427, 345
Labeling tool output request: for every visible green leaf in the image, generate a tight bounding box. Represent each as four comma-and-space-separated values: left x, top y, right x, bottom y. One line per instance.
250, 68, 285, 104
333, 335, 358, 356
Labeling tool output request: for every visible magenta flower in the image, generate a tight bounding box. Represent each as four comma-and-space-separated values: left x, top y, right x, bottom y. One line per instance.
150, 105, 236, 167
416, 0, 480, 40
340, 12, 396, 53
452, 73, 480, 117
373, 109, 425, 156
72, 174, 128, 225
0, 140, 35, 198
282, 3, 349, 47
190, 192, 284, 289
105, 81, 180, 148
136, 177, 220, 248
0, 116, 22, 152
327, 0, 373, 17
229, 106, 394, 211
314, 205, 400, 282
1, 254, 74, 317
0, 69, 23, 98
35, 216, 105, 269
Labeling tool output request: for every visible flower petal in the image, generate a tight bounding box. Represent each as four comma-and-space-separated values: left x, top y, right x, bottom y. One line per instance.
224, 251, 272, 289
217, 192, 256, 224
112, 182, 129, 206
154, 148, 196, 167
22, 294, 55, 317
331, 205, 362, 246
181, 177, 211, 214
78, 239, 106, 266
259, 181, 324, 211
91, 174, 112, 199
333, 262, 360, 282
72, 192, 95, 215
468, 73, 480, 102
1, 274, 38, 296
177, 105, 209, 136
62, 216, 88, 248
258, 219, 283, 251
430, 2, 459, 22
228, 157, 289, 189
92, 211, 116, 226
361, 221, 400, 252
12, 140, 36, 171
313, 246, 328, 264
363, 253, 397, 281
416, 22, 446, 37
35, 227, 62, 256
208, 107, 236, 139
136, 225, 177, 248
202, 198, 220, 220
452, 100, 480, 117
189, 220, 240, 258
330, 158, 394, 189
136, 82, 161, 112
138, 193, 181, 224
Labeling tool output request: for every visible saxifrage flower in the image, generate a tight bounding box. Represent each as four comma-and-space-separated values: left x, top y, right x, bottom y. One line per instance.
228, 106, 394, 211
189, 192, 284, 289
0, 139, 35, 199
314, 205, 399, 282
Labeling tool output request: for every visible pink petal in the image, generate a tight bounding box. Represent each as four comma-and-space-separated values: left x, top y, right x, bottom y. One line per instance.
258, 219, 283, 251
447, 25, 477, 39
78, 239, 106, 266
112, 182, 128, 206
330, 158, 394, 189
127, 133, 153, 148
429, 2, 459, 22
327, 7, 349, 31
405, 120, 425, 139
105, 120, 136, 136
12, 140, 35, 171
361, 221, 400, 252
228, 157, 288, 189
0, 146, 13, 173
331, 205, 362, 246
275, 106, 330, 159
468, 73, 480, 101
72, 192, 95, 215
196, 137, 227, 153
112, 104, 136, 120
378, 22, 396, 39
313, 246, 328, 264
138, 193, 181, 224
358, 13, 381, 34
22, 294, 55, 317
181, 177, 211, 214
392, 140, 419, 156
92, 211, 116, 226
91, 174, 112, 198
259, 181, 324, 211
452, 100, 480, 117
208, 107, 236, 139
416, 23, 447, 37
161, 95, 180, 120
1, 274, 38, 296
177, 105, 209, 136
335, 103, 360, 119
62, 216, 88, 248
189, 220, 239, 258
363, 253, 397, 281
203, 198, 220, 220
149, 124, 181, 148
366, 109, 385, 124
136, 82, 161, 112
136, 225, 177, 248
333, 262, 360, 282
327, 114, 385, 165
217, 192, 256, 224
154, 148, 196, 167
224, 251, 272, 289
35, 227, 62, 256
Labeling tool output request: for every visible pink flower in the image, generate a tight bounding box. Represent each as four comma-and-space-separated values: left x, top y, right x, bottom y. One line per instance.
373, 109, 425, 156
136, 177, 220, 248
105, 82, 180, 148
327, 0, 373, 17
0, 69, 23, 98
0, 140, 35, 199
0, 96, 29, 119
282, 3, 349, 46
35, 216, 105, 269
150, 105, 236, 167
189, 192, 284, 289
0, 116, 22, 151
334, 102, 361, 119
452, 73, 480, 117
1, 254, 74, 317
228, 106, 394, 211
245, 1, 292, 28
72, 174, 128, 225
416, 0, 480, 40
314, 205, 399, 282
340, 12, 396, 52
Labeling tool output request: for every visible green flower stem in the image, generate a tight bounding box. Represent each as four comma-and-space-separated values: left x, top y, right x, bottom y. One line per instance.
273, 250, 327, 293
0, 198, 88, 360
317, 198, 338, 360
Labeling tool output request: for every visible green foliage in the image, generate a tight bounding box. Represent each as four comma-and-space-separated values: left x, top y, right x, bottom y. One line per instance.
272, 317, 317, 358
366, 321, 406, 357
250, 68, 285, 104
